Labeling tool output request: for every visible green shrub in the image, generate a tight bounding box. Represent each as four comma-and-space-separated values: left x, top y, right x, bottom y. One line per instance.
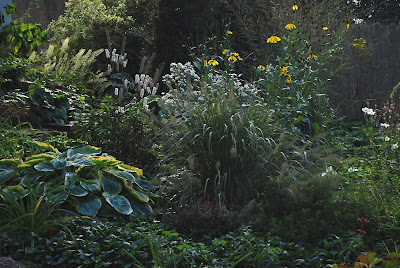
0, 141, 153, 218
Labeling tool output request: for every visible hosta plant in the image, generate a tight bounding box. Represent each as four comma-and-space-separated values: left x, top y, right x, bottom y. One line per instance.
0, 141, 153, 217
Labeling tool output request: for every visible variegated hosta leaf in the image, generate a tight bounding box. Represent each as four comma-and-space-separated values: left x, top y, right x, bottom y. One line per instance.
68, 184, 88, 197
129, 197, 153, 217
105, 169, 135, 182
31, 141, 59, 154
1, 185, 28, 199
102, 193, 133, 215
76, 196, 102, 216
34, 162, 55, 172
25, 153, 56, 161
90, 156, 122, 166
80, 179, 101, 192
21, 173, 41, 187
0, 168, 14, 185
0, 158, 22, 168
51, 158, 68, 170
123, 180, 150, 203
100, 175, 122, 195
67, 146, 101, 158
118, 163, 143, 176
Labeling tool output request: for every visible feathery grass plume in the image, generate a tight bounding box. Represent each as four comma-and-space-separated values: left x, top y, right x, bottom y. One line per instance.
38, 38, 107, 89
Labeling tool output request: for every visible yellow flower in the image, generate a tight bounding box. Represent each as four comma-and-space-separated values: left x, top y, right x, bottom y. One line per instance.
226, 30, 233, 35
207, 59, 219, 66
232, 52, 239, 56
307, 54, 317, 60
323, 26, 328, 31
228, 55, 237, 62
286, 76, 292, 84
222, 49, 230, 55
280, 66, 288, 76
346, 24, 350, 29
258, 65, 266, 71
237, 56, 243, 61
292, 4, 298, 11
267, 35, 281, 43
285, 23, 295, 30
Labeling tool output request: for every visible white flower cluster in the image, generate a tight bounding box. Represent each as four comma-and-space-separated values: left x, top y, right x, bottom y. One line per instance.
321, 166, 335, 177
161, 62, 259, 121
361, 107, 375, 116
105, 48, 128, 72
134, 73, 159, 99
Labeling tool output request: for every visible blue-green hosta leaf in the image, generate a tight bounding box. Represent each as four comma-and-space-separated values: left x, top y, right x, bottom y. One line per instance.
133, 178, 153, 191
105, 169, 135, 182
34, 161, 55, 172
0, 169, 14, 185
70, 154, 94, 167
102, 193, 133, 215
51, 158, 68, 170
64, 172, 75, 187
46, 189, 69, 204
76, 196, 101, 217
67, 146, 101, 158
0, 158, 22, 169
129, 198, 153, 217
80, 180, 101, 192
68, 184, 88, 197
1, 185, 28, 200
21, 173, 41, 187
100, 175, 122, 195
123, 180, 149, 203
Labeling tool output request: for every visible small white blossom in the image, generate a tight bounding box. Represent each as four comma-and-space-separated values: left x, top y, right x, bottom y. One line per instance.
140, 88, 145, 98
107, 64, 112, 73
124, 79, 129, 88
385, 136, 391, 141
123, 59, 128, 68
361, 107, 375, 116
348, 167, 358, 173
105, 49, 110, 59
381, 123, 390, 128
114, 88, 119, 96
392, 143, 398, 150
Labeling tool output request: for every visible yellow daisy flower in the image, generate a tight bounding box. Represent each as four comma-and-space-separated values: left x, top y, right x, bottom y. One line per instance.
292, 4, 298, 11
228, 55, 237, 62
280, 66, 288, 76
267, 35, 281, 43
323, 26, 328, 31
226, 30, 233, 35
258, 65, 266, 71
307, 54, 317, 60
286, 76, 292, 84
207, 59, 219, 66
285, 23, 295, 30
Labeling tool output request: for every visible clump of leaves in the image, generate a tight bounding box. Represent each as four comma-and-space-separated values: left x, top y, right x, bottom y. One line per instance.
0, 141, 153, 218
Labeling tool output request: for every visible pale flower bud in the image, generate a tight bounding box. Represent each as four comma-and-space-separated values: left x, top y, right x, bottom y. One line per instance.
105, 49, 110, 58
140, 88, 145, 98
124, 79, 129, 88
114, 88, 119, 96
123, 59, 128, 68
152, 87, 157, 95
135, 74, 140, 84
108, 64, 112, 73
147, 87, 151, 94
140, 74, 145, 81
112, 48, 117, 56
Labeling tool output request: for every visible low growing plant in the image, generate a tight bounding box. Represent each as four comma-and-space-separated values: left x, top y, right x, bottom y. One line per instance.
0, 141, 153, 218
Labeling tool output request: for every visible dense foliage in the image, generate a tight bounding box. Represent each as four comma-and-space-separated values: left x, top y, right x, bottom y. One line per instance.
0, 1, 399, 267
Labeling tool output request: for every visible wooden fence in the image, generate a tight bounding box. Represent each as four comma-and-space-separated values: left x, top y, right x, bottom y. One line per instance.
329, 23, 400, 120
12, 0, 65, 30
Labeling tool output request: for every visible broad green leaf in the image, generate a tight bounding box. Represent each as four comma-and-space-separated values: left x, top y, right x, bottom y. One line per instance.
80, 180, 101, 192
118, 163, 143, 176
15, 158, 44, 170
1, 185, 28, 199
76, 196, 101, 217
67, 146, 101, 158
21, 173, 41, 187
105, 169, 135, 182
100, 175, 122, 195
51, 158, 68, 170
90, 156, 121, 166
102, 193, 133, 215
0, 169, 14, 184
134, 178, 153, 191
31, 141, 59, 154
25, 154, 55, 161
129, 198, 153, 217
0, 158, 22, 167
34, 161, 55, 172
123, 180, 149, 203
68, 184, 88, 197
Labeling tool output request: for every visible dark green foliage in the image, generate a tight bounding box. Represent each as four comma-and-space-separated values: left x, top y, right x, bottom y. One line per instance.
74, 100, 157, 171
164, 199, 240, 239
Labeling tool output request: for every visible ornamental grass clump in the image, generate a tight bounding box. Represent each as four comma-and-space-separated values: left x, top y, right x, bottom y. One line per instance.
158, 62, 286, 204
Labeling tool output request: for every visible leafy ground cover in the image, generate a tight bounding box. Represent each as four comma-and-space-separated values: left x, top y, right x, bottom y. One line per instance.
0, 1, 400, 267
